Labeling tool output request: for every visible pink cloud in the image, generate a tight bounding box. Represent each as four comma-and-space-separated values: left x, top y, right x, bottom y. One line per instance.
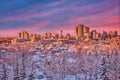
0, 21, 50, 36
105, 16, 120, 23
65, 15, 120, 35
66, 5, 119, 26
0, 1, 67, 22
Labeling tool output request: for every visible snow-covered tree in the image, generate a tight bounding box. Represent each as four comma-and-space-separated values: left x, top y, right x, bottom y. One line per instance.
99, 56, 111, 80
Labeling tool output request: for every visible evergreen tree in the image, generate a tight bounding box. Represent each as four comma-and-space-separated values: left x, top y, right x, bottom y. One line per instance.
100, 56, 110, 80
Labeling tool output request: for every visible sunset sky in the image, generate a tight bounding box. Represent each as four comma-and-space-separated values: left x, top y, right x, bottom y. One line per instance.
0, 0, 119, 36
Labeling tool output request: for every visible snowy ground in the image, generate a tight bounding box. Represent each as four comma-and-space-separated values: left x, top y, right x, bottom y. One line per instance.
0, 40, 120, 80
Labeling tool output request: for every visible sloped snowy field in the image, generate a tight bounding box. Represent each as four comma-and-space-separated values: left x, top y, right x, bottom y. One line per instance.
0, 40, 120, 80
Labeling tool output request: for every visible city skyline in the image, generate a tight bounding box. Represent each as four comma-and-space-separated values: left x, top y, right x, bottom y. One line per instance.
0, 0, 120, 36
0, 24, 119, 38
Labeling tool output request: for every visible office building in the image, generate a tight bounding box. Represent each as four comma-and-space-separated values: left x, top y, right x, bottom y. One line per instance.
84, 26, 90, 41
102, 31, 108, 40
76, 24, 84, 39
91, 30, 97, 40
114, 31, 117, 37
18, 31, 29, 39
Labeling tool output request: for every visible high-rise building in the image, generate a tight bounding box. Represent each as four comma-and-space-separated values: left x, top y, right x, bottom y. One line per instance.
24, 31, 29, 39
76, 24, 84, 39
83, 26, 90, 41
18, 32, 21, 39
66, 33, 71, 40
55, 34, 59, 39
98, 32, 102, 39
18, 31, 29, 39
102, 31, 107, 40
48, 32, 52, 39
30, 34, 41, 42
108, 31, 114, 39
95, 32, 99, 40
114, 31, 117, 37
44, 32, 52, 39
60, 30, 63, 39
84, 26, 89, 33
91, 30, 97, 40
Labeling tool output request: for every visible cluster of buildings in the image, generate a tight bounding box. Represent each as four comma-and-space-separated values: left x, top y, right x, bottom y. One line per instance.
76, 24, 90, 41
18, 31, 42, 42
17, 30, 74, 43
75, 24, 119, 41
90, 29, 118, 40
11, 24, 119, 44
0, 24, 119, 44
15, 24, 119, 42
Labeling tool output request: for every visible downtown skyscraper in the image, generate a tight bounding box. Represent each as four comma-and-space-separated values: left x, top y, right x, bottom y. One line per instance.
76, 24, 90, 40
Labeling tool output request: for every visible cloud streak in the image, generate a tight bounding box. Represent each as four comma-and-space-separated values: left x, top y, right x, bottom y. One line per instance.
0, 7, 68, 22
0, 21, 50, 36
0, 0, 119, 36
